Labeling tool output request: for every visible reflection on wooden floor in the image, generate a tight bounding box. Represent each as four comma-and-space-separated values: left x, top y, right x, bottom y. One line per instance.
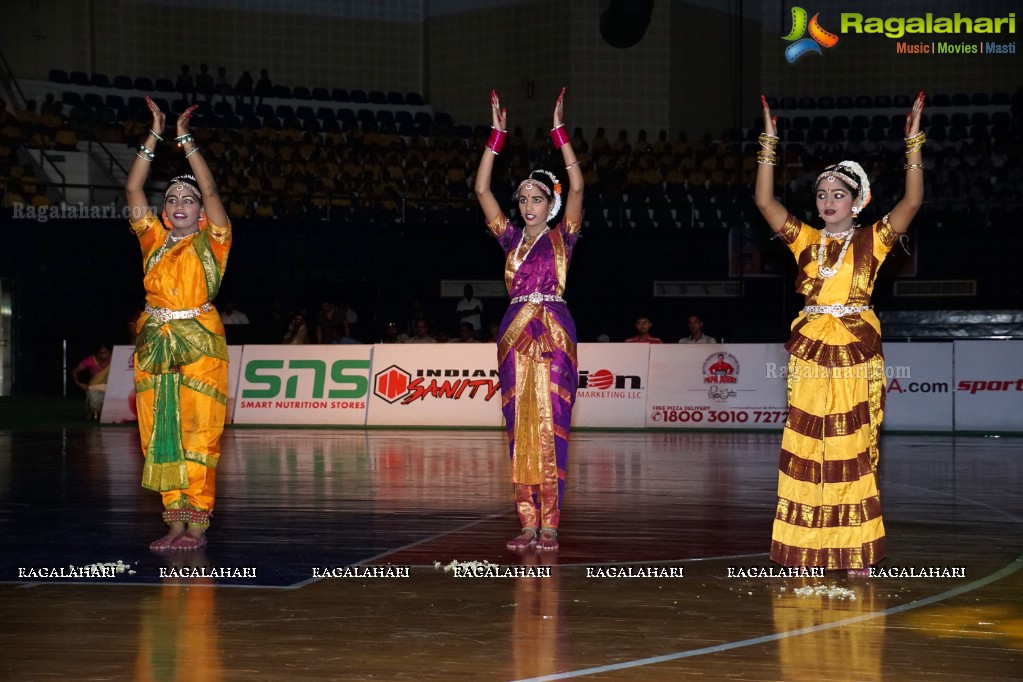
1, 427, 1021, 680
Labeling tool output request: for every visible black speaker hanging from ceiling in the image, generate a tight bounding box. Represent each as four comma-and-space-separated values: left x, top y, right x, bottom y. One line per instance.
600, 0, 655, 49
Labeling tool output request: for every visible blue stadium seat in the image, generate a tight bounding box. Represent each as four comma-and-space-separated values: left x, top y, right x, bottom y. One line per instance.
331, 88, 349, 102
275, 105, 295, 119
817, 96, 834, 109
69, 71, 90, 86
930, 93, 950, 106
405, 92, 425, 106
293, 86, 312, 100
850, 115, 869, 129
434, 112, 453, 127
991, 91, 1010, 105
104, 94, 125, 109
797, 96, 815, 109
970, 93, 990, 106
350, 90, 368, 103
893, 94, 911, 108
811, 115, 829, 129
854, 95, 872, 108
316, 107, 336, 121
91, 73, 111, 88
831, 115, 849, 129
950, 93, 970, 106
155, 78, 175, 93
386, 91, 404, 105
874, 94, 891, 108
296, 105, 315, 120
780, 96, 797, 110
376, 110, 394, 125
337, 108, 356, 125
113, 75, 133, 89
930, 113, 949, 127
368, 90, 387, 105
49, 69, 69, 83
272, 85, 292, 98
835, 96, 854, 109
134, 77, 154, 91
213, 101, 233, 116
395, 111, 413, 125
83, 93, 104, 109
62, 91, 82, 106
312, 87, 330, 101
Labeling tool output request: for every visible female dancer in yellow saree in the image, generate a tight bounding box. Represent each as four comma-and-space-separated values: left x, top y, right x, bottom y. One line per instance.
755, 92, 925, 573
126, 97, 232, 551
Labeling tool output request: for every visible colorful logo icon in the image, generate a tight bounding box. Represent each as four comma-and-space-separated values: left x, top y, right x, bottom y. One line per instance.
782, 7, 839, 62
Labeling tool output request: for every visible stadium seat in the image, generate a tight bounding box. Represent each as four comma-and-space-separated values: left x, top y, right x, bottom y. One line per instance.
331, 88, 350, 102
134, 77, 154, 91
49, 69, 69, 83
155, 78, 175, 92
350, 90, 368, 103
113, 75, 134, 89
386, 92, 404, 105
368, 90, 386, 105
312, 87, 331, 101
91, 73, 111, 88
293, 86, 312, 100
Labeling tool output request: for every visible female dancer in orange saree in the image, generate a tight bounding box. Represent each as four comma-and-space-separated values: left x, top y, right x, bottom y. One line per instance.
126, 97, 232, 551
755, 92, 925, 573
474, 89, 583, 551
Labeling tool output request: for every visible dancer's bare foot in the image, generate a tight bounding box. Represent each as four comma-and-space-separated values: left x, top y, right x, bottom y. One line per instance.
150, 522, 186, 551
506, 527, 538, 550
171, 527, 207, 551
536, 528, 559, 551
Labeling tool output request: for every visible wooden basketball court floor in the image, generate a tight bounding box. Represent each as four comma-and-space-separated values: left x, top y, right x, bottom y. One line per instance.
1, 424, 1022, 680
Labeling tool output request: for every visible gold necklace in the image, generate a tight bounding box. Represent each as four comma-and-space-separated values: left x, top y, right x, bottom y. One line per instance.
817, 229, 854, 279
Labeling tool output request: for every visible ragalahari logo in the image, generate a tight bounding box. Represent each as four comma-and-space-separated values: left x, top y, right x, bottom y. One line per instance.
783, 7, 839, 62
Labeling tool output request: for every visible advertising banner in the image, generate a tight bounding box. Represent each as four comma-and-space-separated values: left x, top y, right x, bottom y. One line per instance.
953, 340, 1023, 433
573, 343, 650, 428
367, 343, 503, 427
882, 343, 954, 432
233, 345, 372, 425
644, 344, 790, 429
101, 345, 243, 423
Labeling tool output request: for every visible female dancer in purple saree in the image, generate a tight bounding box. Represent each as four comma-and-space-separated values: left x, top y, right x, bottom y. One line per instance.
474, 88, 583, 551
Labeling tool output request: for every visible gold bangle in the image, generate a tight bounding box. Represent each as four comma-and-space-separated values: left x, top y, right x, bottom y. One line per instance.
904, 163, 925, 171
565, 161, 580, 170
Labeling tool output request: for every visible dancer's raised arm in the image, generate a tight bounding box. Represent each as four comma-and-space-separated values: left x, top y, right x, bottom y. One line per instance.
474, 90, 507, 233
174, 105, 228, 228
888, 91, 926, 234
753, 95, 788, 233
125, 96, 164, 222
552, 88, 583, 228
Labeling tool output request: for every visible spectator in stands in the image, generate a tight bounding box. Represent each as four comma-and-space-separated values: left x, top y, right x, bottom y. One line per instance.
451, 321, 480, 343
456, 284, 483, 338
755, 93, 926, 576
72, 342, 113, 421
218, 299, 249, 324
126, 96, 232, 551
214, 66, 232, 103
406, 318, 436, 343
234, 70, 254, 108
282, 311, 309, 344
195, 64, 215, 103
315, 300, 350, 343
176, 64, 195, 104
380, 322, 408, 344
625, 315, 663, 343
679, 315, 716, 343
475, 88, 583, 552
255, 69, 273, 106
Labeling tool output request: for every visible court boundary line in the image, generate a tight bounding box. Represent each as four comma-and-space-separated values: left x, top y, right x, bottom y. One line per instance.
510, 482, 1023, 681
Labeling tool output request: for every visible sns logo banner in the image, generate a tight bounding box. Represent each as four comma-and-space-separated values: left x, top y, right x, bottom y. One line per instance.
783, 7, 839, 62
234, 345, 371, 425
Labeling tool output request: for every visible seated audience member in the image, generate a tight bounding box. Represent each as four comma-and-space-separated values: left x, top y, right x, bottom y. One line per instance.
405, 318, 436, 343
450, 322, 480, 343
679, 315, 717, 344
625, 316, 663, 343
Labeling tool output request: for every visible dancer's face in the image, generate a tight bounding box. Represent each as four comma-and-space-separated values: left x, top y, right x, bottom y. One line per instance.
164, 186, 202, 230
518, 186, 550, 229
815, 179, 855, 228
